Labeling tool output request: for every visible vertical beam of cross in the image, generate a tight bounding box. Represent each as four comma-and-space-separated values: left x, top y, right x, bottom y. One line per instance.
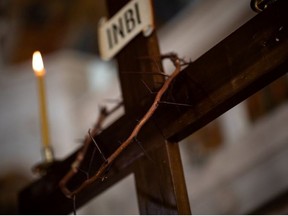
106, 0, 191, 214
134, 135, 192, 214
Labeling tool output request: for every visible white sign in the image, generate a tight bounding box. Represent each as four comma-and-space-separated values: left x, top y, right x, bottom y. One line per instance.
98, 0, 154, 60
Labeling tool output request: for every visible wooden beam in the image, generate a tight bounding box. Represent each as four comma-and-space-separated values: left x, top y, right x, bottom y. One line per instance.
19, 0, 288, 213
107, 0, 191, 214
134, 140, 191, 214
155, 0, 288, 141
106, 0, 165, 114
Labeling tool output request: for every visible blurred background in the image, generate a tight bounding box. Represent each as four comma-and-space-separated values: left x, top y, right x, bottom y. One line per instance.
1, 0, 288, 214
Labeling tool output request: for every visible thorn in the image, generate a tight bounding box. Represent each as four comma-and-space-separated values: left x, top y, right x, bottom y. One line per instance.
78, 168, 89, 180
87, 148, 96, 178
133, 137, 154, 163
122, 71, 169, 77
88, 129, 108, 163
158, 101, 193, 107
141, 79, 157, 94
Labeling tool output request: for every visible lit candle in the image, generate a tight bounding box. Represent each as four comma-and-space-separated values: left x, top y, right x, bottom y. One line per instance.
32, 51, 54, 163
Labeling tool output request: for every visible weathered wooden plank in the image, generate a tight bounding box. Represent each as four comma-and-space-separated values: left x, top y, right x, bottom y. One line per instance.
134, 140, 191, 214
154, 0, 288, 141
19, 0, 288, 214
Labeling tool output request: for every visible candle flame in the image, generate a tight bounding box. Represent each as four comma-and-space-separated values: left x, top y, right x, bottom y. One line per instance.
32, 51, 45, 76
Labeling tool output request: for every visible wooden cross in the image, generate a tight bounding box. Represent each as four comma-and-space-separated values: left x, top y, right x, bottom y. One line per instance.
19, 0, 288, 214
104, 0, 190, 214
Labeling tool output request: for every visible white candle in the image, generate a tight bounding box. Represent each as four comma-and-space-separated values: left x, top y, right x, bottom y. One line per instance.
32, 51, 54, 162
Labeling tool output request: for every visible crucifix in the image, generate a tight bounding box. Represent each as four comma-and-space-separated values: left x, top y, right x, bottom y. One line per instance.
19, 0, 288, 214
